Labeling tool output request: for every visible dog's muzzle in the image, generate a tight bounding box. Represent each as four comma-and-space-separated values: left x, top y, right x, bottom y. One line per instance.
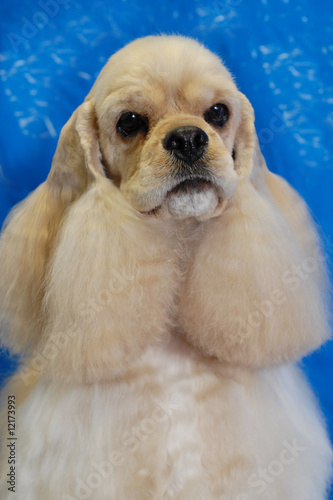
137, 125, 237, 221
156, 126, 219, 220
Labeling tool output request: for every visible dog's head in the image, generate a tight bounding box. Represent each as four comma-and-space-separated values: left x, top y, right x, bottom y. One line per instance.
50, 36, 255, 221
90, 36, 255, 220
0, 36, 330, 383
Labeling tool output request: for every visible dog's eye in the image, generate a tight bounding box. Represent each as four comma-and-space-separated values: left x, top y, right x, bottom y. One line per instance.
204, 103, 229, 128
116, 111, 148, 138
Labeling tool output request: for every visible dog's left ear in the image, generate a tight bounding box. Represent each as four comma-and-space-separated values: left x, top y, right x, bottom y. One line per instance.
232, 92, 256, 179
179, 113, 331, 367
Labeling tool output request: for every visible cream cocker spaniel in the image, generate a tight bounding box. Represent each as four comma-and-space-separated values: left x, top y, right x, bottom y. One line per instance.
0, 35, 332, 500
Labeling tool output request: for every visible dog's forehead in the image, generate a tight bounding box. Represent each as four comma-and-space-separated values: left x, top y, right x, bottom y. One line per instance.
87, 36, 236, 106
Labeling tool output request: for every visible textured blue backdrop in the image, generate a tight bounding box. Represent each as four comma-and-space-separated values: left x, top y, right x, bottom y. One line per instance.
0, 0, 332, 493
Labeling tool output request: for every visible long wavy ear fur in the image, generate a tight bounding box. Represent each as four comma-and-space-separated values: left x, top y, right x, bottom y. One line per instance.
37, 178, 178, 383
179, 135, 331, 367
0, 101, 100, 354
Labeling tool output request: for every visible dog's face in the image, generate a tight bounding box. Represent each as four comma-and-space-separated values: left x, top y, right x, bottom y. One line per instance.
86, 36, 255, 220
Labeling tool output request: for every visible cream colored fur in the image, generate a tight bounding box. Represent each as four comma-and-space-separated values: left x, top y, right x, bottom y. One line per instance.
0, 35, 332, 499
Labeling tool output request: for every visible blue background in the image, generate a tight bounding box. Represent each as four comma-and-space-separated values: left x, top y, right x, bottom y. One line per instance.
0, 0, 332, 493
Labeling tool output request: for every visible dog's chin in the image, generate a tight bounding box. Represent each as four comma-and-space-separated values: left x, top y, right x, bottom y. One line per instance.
144, 178, 226, 221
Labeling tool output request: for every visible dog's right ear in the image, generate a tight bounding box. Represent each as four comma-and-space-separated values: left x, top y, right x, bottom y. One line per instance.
0, 100, 103, 353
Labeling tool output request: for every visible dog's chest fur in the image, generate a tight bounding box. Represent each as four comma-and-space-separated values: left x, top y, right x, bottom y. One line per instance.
3, 335, 330, 500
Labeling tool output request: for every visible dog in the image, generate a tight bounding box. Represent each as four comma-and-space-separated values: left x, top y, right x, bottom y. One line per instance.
0, 35, 332, 499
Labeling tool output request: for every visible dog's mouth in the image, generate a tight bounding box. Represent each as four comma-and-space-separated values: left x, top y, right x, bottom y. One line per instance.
145, 176, 224, 220
168, 177, 214, 196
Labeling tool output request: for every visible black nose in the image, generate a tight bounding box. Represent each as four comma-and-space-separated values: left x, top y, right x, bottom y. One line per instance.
163, 126, 208, 163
